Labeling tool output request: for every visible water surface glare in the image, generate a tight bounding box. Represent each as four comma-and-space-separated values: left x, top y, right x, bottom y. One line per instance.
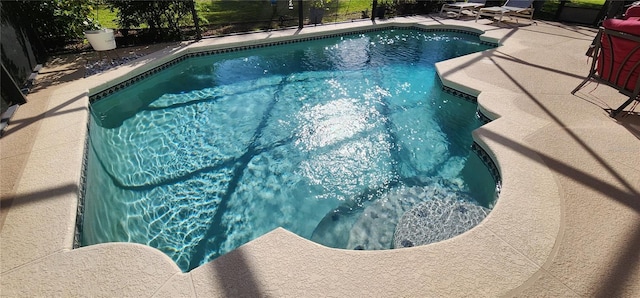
82, 29, 497, 272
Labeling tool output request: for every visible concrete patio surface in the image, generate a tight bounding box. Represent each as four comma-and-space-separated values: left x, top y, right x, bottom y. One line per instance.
1, 15, 638, 297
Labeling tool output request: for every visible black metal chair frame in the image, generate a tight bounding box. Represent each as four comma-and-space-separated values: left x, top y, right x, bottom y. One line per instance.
572, 27, 640, 117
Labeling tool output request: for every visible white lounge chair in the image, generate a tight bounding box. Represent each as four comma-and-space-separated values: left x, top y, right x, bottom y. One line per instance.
440, 0, 486, 19
475, 0, 534, 23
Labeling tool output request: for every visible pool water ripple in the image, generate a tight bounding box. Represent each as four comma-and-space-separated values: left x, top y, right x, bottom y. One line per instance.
82, 29, 497, 272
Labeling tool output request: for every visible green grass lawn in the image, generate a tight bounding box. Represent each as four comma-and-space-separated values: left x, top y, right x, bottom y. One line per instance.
196, 0, 372, 26
537, 0, 606, 21
329, 0, 373, 21
196, 0, 272, 25
94, 4, 118, 29
96, 0, 608, 31
96, 0, 374, 30
566, 0, 606, 9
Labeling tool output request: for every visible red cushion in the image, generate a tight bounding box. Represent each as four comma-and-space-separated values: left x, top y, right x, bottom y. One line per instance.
598, 18, 640, 92
625, 5, 640, 18
603, 17, 640, 35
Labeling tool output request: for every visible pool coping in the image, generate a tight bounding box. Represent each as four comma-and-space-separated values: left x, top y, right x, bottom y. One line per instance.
77, 23, 504, 266
4, 16, 636, 296
0, 17, 560, 297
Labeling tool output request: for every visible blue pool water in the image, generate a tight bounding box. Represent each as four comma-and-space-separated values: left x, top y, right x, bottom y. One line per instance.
82, 29, 497, 272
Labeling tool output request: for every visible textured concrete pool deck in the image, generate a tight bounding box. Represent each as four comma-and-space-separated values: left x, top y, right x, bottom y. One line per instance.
1, 15, 639, 297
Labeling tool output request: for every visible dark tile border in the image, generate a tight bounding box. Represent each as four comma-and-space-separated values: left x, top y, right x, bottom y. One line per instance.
477, 110, 493, 124
82, 25, 502, 230
75, 122, 90, 249
441, 84, 477, 104
86, 23, 502, 189
472, 141, 501, 190
89, 26, 498, 103
439, 83, 501, 187
438, 81, 493, 125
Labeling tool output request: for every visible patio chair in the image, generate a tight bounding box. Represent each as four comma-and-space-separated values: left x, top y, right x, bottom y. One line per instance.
440, 0, 486, 19
571, 17, 640, 117
475, 0, 534, 23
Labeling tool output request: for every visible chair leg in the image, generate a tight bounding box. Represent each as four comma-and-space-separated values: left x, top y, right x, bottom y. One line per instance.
571, 77, 592, 95
610, 96, 639, 117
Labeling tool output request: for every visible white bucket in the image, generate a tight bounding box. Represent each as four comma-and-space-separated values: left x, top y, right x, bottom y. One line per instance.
84, 29, 116, 51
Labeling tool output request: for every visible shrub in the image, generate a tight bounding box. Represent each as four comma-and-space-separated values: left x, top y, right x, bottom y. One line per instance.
1, 0, 100, 41
106, 0, 193, 40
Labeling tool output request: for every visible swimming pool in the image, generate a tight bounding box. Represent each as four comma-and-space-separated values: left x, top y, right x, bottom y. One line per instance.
81, 28, 498, 272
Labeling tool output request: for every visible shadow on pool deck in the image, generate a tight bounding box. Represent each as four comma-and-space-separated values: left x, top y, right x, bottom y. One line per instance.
436, 16, 640, 296
0, 42, 183, 232
1, 17, 639, 296
494, 21, 639, 295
